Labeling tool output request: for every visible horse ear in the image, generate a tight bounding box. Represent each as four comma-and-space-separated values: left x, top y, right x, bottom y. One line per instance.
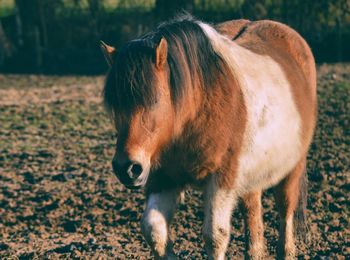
155, 37, 167, 69
100, 41, 116, 67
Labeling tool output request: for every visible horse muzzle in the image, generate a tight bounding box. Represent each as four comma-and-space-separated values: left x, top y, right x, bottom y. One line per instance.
112, 158, 149, 189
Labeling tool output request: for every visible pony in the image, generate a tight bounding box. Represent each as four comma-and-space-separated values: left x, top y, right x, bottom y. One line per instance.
100, 15, 317, 259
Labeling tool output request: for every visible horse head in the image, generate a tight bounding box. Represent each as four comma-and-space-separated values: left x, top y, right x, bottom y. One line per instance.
101, 37, 174, 189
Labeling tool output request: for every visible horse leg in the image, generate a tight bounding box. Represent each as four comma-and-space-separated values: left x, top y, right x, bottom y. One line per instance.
203, 176, 237, 260
141, 188, 182, 259
274, 158, 306, 259
242, 190, 266, 259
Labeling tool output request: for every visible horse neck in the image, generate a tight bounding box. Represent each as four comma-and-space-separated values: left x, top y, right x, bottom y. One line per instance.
171, 34, 239, 140
172, 78, 204, 138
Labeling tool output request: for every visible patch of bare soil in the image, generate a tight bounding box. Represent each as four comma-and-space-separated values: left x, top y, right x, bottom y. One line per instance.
0, 75, 104, 106
0, 64, 349, 259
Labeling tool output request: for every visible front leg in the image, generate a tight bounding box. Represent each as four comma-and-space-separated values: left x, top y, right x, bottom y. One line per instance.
141, 188, 182, 259
203, 176, 237, 260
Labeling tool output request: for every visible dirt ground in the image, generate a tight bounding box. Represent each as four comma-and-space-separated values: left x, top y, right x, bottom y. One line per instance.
0, 64, 349, 259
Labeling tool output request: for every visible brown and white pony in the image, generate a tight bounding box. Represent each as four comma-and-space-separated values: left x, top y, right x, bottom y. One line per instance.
101, 15, 317, 259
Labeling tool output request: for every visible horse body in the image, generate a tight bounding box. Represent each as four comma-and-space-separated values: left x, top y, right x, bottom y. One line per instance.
231, 47, 303, 194
198, 22, 300, 194
101, 15, 316, 259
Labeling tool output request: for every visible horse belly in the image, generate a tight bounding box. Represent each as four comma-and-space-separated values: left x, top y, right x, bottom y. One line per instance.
235, 55, 302, 194
236, 126, 301, 194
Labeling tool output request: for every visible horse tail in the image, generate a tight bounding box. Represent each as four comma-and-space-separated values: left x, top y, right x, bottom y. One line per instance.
295, 164, 309, 243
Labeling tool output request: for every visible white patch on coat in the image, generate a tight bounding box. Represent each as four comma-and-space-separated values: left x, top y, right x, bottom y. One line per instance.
203, 176, 237, 260
141, 190, 181, 257
198, 22, 302, 194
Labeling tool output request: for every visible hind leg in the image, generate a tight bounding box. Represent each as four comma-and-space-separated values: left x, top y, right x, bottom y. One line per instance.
242, 190, 266, 259
141, 188, 183, 259
203, 175, 237, 260
274, 158, 306, 259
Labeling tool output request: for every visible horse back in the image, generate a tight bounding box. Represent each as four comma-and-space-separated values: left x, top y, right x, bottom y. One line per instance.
215, 19, 251, 40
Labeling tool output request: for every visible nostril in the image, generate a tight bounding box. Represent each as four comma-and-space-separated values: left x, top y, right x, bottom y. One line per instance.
127, 162, 143, 179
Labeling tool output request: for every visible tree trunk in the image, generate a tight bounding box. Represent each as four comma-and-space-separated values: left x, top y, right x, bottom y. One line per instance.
14, 3, 23, 46
0, 21, 14, 65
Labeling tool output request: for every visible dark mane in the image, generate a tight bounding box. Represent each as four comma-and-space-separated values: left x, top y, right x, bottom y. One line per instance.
103, 14, 227, 115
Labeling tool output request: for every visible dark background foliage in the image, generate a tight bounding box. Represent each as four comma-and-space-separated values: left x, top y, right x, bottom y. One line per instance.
0, 0, 349, 74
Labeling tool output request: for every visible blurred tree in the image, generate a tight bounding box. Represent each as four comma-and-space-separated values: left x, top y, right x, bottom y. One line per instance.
87, 0, 102, 41
0, 0, 349, 73
195, 0, 244, 12
154, 0, 195, 20
15, 0, 42, 70
0, 20, 14, 64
